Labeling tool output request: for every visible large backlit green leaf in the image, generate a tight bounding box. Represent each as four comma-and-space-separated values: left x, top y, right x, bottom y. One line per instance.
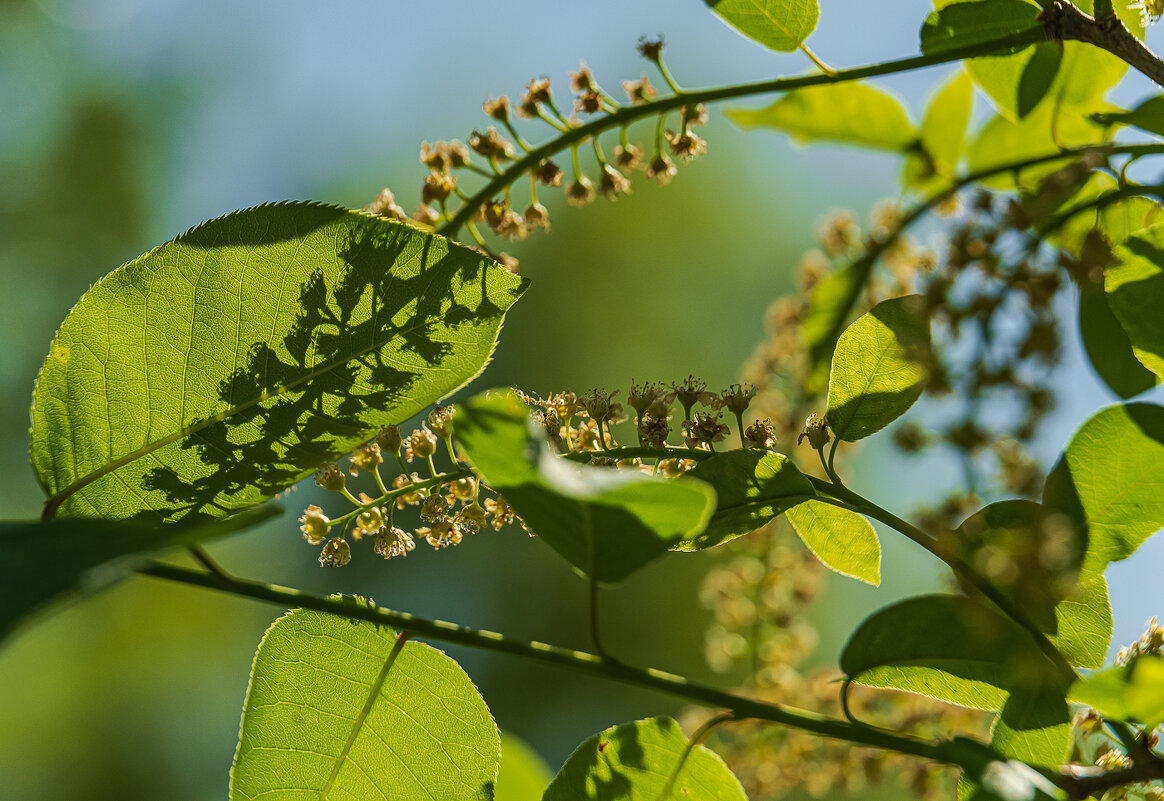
1108, 228, 1164, 379
991, 681, 1073, 768
826, 295, 931, 441
786, 499, 880, 585
1046, 403, 1164, 574
31, 202, 527, 524
542, 717, 747, 801
1071, 655, 1164, 726
455, 391, 715, 582
230, 607, 500, 801
705, 0, 819, 53
841, 594, 1030, 710
726, 83, 915, 151
0, 505, 278, 646
682, 448, 814, 550
956, 500, 1086, 633
920, 0, 1042, 56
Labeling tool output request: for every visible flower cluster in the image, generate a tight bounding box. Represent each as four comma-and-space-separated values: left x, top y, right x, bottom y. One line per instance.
297, 411, 526, 568
362, 37, 708, 273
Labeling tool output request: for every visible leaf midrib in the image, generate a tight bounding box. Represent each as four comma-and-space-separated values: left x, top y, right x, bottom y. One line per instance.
319, 633, 410, 801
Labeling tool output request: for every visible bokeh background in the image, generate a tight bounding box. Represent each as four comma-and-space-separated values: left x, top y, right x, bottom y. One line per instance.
2, 1, 1162, 798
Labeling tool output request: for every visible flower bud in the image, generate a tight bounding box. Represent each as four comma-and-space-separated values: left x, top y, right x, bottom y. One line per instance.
314, 462, 346, 492
428, 405, 456, 439
299, 505, 331, 545
318, 537, 351, 568
376, 425, 403, 454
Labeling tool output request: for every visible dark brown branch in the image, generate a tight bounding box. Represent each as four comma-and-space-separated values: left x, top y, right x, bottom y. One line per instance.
1044, 0, 1164, 88
1058, 754, 1164, 800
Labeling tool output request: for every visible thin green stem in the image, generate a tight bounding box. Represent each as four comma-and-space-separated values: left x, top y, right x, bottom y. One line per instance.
330, 468, 472, 526
437, 28, 1047, 237
138, 560, 1000, 774
809, 476, 1076, 680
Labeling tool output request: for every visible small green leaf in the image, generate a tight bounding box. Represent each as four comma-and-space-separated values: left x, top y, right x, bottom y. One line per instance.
705, 0, 819, 53
841, 594, 1031, 710
230, 607, 500, 801
542, 717, 747, 801
0, 505, 278, 645
920, 0, 1042, 56
455, 391, 715, 582
1108, 228, 1164, 379
1079, 285, 1157, 399
682, 448, 815, 550
1094, 95, 1164, 138
1047, 402, 1164, 574
786, 499, 880, 585
921, 69, 975, 176
1071, 655, 1164, 726
826, 295, 931, 442
496, 732, 552, 801
31, 202, 527, 523
726, 83, 916, 151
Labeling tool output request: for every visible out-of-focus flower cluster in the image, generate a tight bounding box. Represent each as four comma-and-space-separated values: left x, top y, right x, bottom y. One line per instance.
683, 524, 988, 800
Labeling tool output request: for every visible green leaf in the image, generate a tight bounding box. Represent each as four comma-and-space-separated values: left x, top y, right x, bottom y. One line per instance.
956, 500, 1086, 633
726, 83, 916, 151
705, 0, 819, 53
933, 0, 1142, 119
920, 0, 1042, 56
31, 202, 527, 524
917, 69, 975, 181
1094, 95, 1164, 138
786, 499, 880, 585
968, 103, 1108, 190
1071, 655, 1164, 726
1016, 42, 1063, 118
230, 607, 500, 801
1079, 284, 1157, 399
1050, 172, 1163, 256
802, 260, 871, 395
991, 686, 1073, 769
455, 391, 715, 582
826, 294, 931, 442
1048, 572, 1112, 670
0, 505, 278, 645
841, 594, 1034, 710
682, 448, 814, 550
1108, 228, 1164, 379
1047, 402, 1164, 574
496, 732, 552, 801
542, 717, 747, 801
